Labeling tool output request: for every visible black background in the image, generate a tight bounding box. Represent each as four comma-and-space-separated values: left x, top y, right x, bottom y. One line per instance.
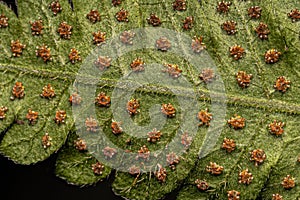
0, 153, 124, 200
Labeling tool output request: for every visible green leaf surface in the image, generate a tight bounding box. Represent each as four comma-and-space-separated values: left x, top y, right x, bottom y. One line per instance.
0, 69, 73, 164
55, 131, 111, 186
0, 0, 299, 199
176, 106, 300, 200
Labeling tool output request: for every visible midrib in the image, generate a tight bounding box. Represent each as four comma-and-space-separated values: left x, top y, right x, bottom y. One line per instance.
1, 63, 299, 115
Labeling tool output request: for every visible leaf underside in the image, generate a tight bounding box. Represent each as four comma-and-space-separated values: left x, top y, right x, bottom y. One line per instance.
0, 0, 299, 200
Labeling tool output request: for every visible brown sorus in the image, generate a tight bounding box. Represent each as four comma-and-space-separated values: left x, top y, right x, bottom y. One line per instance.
272, 194, 283, 200
54, 110, 66, 124
264, 49, 281, 64
127, 99, 140, 115
161, 103, 176, 117
248, 6, 262, 19
102, 146, 117, 159
195, 179, 209, 191
288, 9, 300, 22
42, 133, 52, 149
95, 56, 112, 70
92, 31, 106, 46
238, 169, 253, 185
15, 119, 25, 125
166, 152, 180, 170
230, 45, 245, 60
74, 138, 87, 151
154, 164, 167, 183
217, 1, 231, 13
85, 116, 98, 132
228, 115, 245, 129
191, 36, 206, 53
69, 48, 81, 64
95, 92, 111, 107
163, 63, 182, 78
69, 92, 82, 105
11, 40, 26, 57
49, 1, 62, 15
156, 37, 171, 51
222, 138, 236, 153
182, 16, 193, 30
147, 13, 161, 26
255, 22, 270, 40
206, 162, 224, 175
40, 84, 55, 98
116, 8, 129, 22
222, 21, 237, 35
147, 128, 162, 143
0, 14, 9, 28
57, 21, 72, 39
120, 30, 135, 45
250, 149, 266, 166
136, 145, 150, 161
181, 132, 192, 148
197, 108, 213, 126
199, 68, 215, 83
112, 0, 122, 6
86, 10, 101, 23
274, 76, 291, 92
36, 44, 51, 62
281, 175, 295, 189
92, 162, 105, 175
172, 0, 186, 11
111, 121, 123, 135
236, 71, 253, 88
128, 165, 140, 176
130, 58, 145, 72
268, 120, 285, 136
11, 82, 25, 100
227, 190, 240, 200
30, 18, 43, 35
0, 106, 8, 119
26, 109, 38, 125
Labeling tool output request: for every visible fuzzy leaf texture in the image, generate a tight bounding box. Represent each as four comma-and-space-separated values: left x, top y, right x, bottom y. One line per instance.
0, 0, 299, 200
